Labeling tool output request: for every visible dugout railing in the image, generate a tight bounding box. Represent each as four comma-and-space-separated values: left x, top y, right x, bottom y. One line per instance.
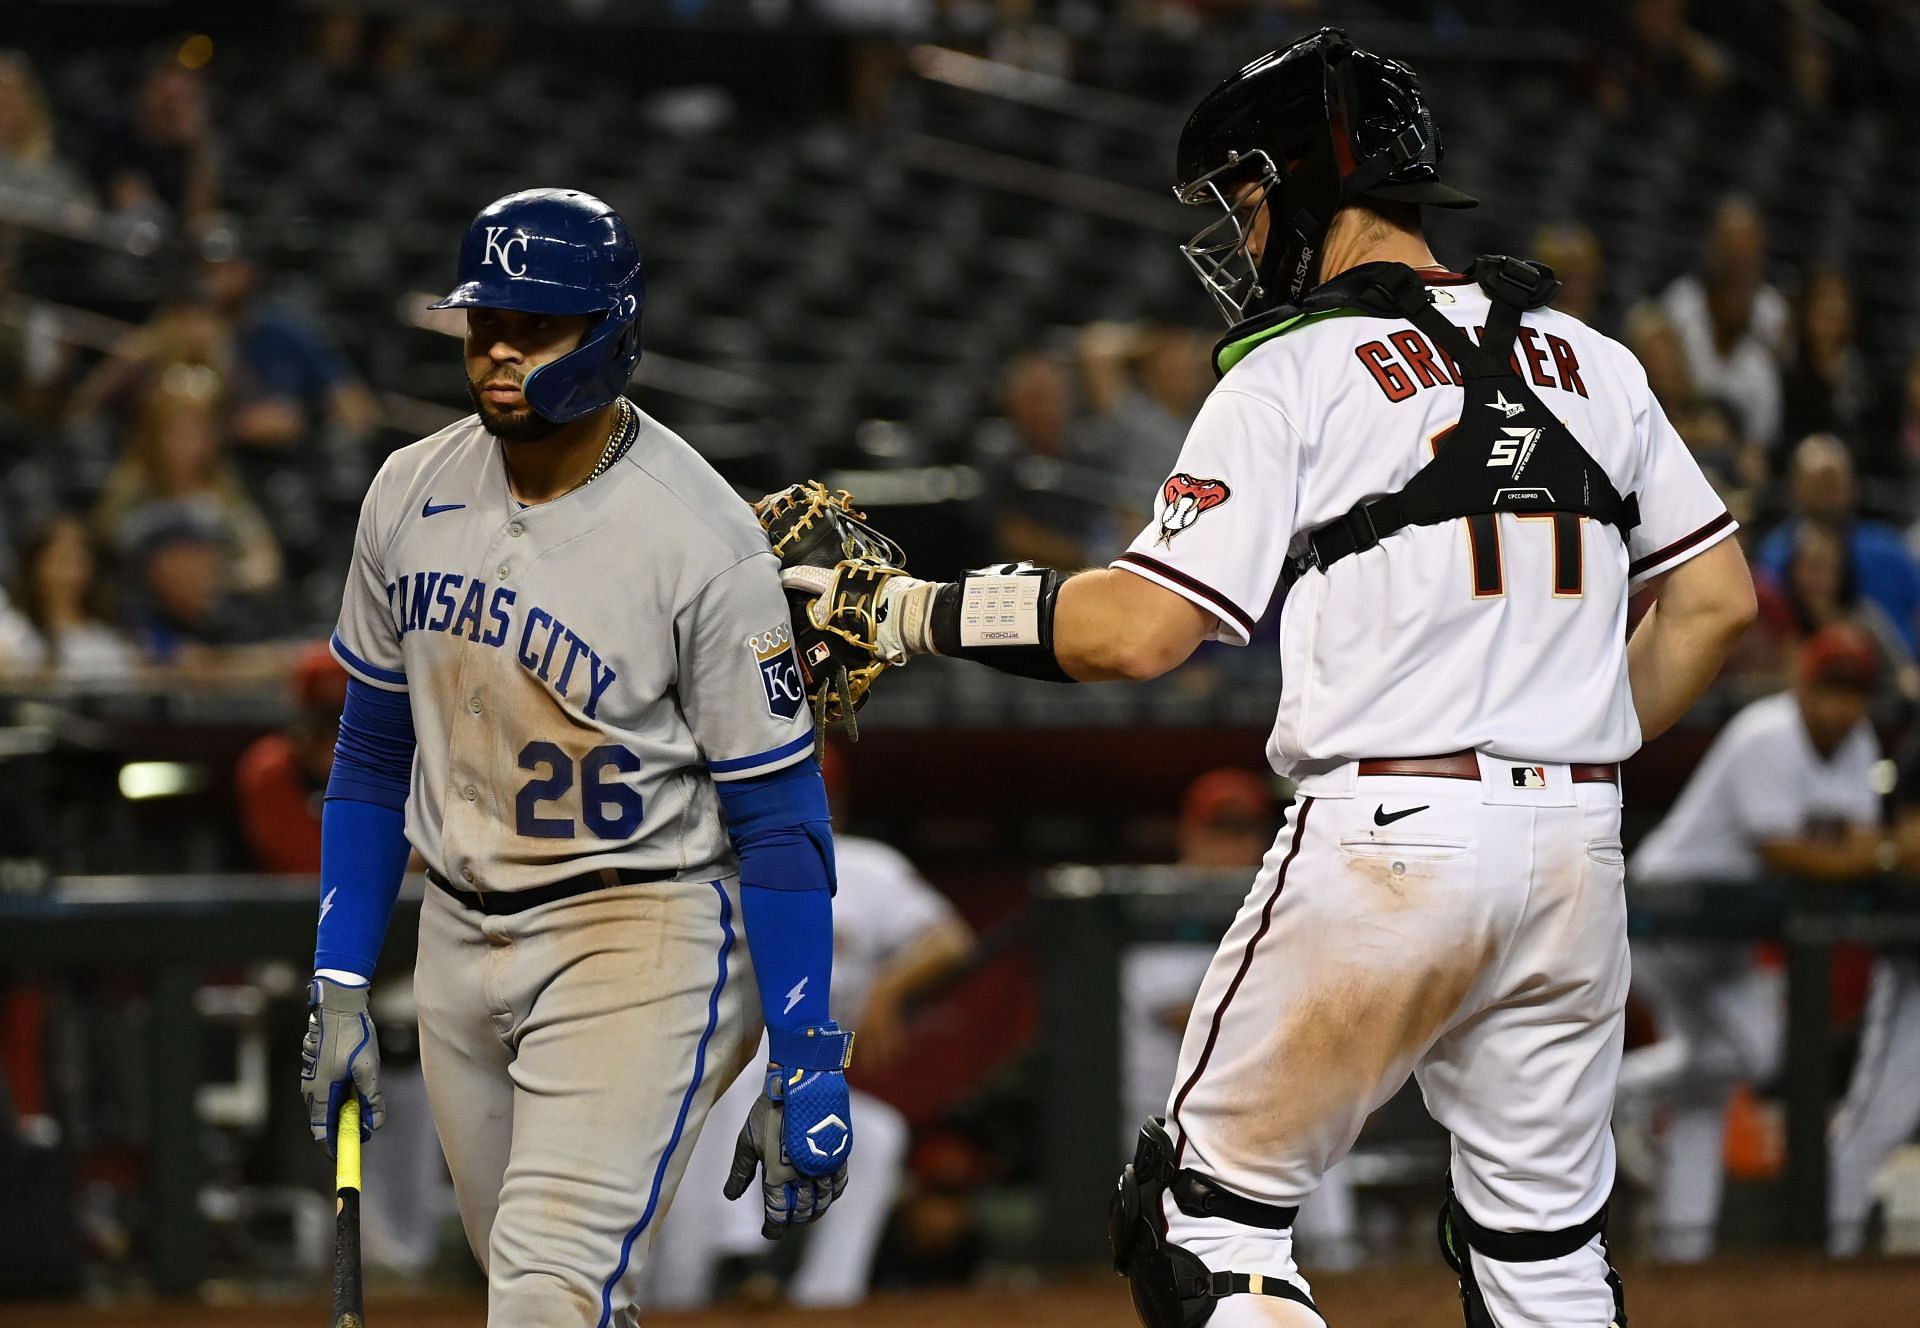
0, 875, 425, 1294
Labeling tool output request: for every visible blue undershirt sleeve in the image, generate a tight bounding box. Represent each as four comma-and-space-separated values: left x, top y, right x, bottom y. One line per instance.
714, 756, 837, 1039
314, 680, 417, 979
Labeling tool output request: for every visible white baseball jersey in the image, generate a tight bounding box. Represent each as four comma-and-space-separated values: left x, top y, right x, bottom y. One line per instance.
829, 836, 960, 1019
1621, 688, 1887, 1262
1632, 692, 1880, 882
1112, 272, 1734, 775
329, 407, 813, 891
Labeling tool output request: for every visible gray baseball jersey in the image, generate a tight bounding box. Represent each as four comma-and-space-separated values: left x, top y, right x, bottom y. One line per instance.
329, 406, 814, 891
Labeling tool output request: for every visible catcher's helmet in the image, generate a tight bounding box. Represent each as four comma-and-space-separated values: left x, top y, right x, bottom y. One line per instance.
1175, 28, 1476, 324
431, 188, 644, 423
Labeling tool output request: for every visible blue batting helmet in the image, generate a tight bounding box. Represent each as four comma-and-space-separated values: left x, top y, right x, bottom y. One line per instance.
430, 188, 644, 423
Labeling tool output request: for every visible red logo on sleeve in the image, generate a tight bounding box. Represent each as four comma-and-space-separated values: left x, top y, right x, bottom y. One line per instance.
1156, 474, 1231, 546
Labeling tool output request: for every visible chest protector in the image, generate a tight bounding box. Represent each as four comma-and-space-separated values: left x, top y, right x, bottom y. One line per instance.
1272, 255, 1639, 586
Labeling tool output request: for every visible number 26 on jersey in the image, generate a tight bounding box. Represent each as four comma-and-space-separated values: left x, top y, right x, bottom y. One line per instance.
515, 741, 644, 839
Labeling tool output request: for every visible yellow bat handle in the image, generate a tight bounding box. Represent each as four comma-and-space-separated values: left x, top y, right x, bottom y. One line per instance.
337, 1098, 362, 1196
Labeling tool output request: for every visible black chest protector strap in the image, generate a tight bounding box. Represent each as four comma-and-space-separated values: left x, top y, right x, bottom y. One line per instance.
1283, 256, 1640, 587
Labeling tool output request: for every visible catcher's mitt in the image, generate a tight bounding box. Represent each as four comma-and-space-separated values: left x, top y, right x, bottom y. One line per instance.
752, 481, 914, 743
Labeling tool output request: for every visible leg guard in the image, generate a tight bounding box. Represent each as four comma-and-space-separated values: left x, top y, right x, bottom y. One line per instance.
1437, 1186, 1627, 1328
1109, 1118, 1318, 1328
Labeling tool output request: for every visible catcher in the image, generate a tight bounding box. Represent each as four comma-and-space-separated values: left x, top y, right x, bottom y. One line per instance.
759, 29, 1755, 1328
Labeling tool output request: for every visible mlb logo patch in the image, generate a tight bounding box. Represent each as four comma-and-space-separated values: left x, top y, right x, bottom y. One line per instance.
749, 625, 806, 721
1511, 766, 1547, 789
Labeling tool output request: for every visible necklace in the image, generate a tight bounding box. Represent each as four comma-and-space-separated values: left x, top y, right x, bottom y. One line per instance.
597, 397, 638, 478
508, 398, 639, 506
585, 397, 638, 485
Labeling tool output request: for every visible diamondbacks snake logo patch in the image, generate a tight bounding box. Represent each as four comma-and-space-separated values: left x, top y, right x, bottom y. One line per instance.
1157, 474, 1231, 546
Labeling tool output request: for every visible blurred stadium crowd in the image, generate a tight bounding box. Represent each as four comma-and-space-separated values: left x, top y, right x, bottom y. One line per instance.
5, 0, 1920, 1309
3, 0, 1920, 690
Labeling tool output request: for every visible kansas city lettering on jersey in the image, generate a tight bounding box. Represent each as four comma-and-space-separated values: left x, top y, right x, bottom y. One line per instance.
1355, 323, 1588, 403
385, 569, 618, 719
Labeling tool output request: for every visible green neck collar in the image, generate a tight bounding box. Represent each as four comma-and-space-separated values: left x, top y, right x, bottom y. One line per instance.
1213, 307, 1367, 377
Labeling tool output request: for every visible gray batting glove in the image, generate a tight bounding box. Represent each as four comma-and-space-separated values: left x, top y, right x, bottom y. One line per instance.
300, 976, 385, 1157
723, 1065, 853, 1239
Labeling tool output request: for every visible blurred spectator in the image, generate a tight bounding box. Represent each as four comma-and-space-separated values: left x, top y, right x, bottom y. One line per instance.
196, 218, 377, 451
1782, 0, 1838, 112
973, 349, 1113, 566
67, 293, 232, 428
1780, 267, 1879, 474
1533, 222, 1605, 329
1122, 769, 1274, 1150
1661, 196, 1787, 448
1174, 767, 1273, 868
1, 514, 136, 683
1622, 301, 1695, 415
1624, 301, 1764, 524
1755, 434, 1920, 652
877, 1131, 989, 1289
124, 507, 265, 663
1621, 624, 1920, 1260
1670, 396, 1765, 528
234, 643, 346, 872
1587, 0, 1731, 117
88, 46, 218, 229
1753, 521, 1920, 697
0, 51, 93, 226
1079, 323, 1213, 510
648, 744, 975, 1310
93, 376, 282, 595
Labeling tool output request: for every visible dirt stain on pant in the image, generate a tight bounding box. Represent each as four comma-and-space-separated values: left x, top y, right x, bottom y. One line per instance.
1209, 937, 1496, 1179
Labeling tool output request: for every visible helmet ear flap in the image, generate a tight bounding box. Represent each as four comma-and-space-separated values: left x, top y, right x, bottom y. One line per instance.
521, 299, 645, 424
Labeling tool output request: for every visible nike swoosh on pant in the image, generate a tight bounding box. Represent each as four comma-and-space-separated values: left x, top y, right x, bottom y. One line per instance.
1373, 804, 1429, 826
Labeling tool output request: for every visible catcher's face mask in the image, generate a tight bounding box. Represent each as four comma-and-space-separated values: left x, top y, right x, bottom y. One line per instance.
1175, 150, 1285, 326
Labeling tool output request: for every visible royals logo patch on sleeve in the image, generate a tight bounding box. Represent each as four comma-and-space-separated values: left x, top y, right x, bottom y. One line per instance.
1157, 474, 1232, 546
749, 624, 806, 721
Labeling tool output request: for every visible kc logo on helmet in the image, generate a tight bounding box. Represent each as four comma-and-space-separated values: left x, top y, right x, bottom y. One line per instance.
481, 226, 531, 277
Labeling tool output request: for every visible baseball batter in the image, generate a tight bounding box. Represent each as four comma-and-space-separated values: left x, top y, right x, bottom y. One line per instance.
1623, 623, 1920, 1259
297, 189, 857, 1327
771, 29, 1755, 1328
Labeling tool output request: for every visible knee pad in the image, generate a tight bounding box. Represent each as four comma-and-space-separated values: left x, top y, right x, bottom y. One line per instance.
1437, 1186, 1626, 1328
1109, 1117, 1318, 1328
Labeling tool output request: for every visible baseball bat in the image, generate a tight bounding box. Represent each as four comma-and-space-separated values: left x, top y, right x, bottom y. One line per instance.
331, 1098, 364, 1328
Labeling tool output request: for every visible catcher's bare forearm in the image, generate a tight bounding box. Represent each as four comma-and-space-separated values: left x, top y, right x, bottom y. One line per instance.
1626, 537, 1755, 740
1052, 569, 1215, 682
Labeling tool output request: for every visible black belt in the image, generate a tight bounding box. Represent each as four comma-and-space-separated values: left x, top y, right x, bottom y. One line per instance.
427, 866, 655, 915
1356, 751, 1619, 784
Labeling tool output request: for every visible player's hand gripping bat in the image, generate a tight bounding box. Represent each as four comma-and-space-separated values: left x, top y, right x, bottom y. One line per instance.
331, 1098, 364, 1328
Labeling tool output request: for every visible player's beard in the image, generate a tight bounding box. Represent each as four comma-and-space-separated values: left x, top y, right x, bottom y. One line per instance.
468, 378, 565, 444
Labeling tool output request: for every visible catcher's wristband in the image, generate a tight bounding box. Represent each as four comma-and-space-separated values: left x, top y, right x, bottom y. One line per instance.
769, 1021, 856, 1071
928, 563, 1074, 684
